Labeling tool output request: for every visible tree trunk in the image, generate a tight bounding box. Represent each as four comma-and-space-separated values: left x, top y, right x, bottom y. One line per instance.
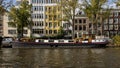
30, 25, 32, 39
72, 10, 75, 39
72, 20, 75, 39
21, 24, 24, 38
96, 23, 98, 35
91, 20, 94, 34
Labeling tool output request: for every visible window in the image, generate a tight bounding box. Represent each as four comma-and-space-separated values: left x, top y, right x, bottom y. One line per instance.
79, 19, 82, 23
46, 0, 48, 3
49, 22, 52, 28
49, 30, 52, 34
83, 19, 86, 23
109, 25, 113, 30
33, 29, 43, 34
49, 15, 52, 20
54, 30, 57, 34
48, 0, 50, 3
46, 23, 48, 26
46, 15, 47, 19
118, 12, 120, 16
46, 30, 48, 34
8, 30, 16, 34
114, 25, 118, 30
0, 24, 2, 26
83, 25, 86, 30
0, 16, 2, 20
75, 25, 77, 30
49, 7, 52, 12
58, 22, 60, 26
54, 15, 57, 20
114, 12, 118, 16
75, 19, 77, 23
34, 21, 44, 26
79, 25, 82, 30
63, 24, 66, 28
32, 0, 36, 3
54, 23, 57, 28
109, 19, 113, 24
32, 14, 43, 19
114, 18, 118, 24
104, 25, 108, 30
23, 30, 28, 34
33, 6, 35, 11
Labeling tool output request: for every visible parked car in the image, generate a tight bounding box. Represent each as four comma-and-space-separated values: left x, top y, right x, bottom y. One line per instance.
2, 37, 13, 47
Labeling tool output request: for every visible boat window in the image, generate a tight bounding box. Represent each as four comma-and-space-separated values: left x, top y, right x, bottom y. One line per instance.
49, 40, 54, 42
69, 40, 74, 42
59, 40, 64, 42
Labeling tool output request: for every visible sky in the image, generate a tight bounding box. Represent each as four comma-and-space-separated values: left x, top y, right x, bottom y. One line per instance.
9, 0, 117, 4
6, 0, 16, 5
108, 0, 117, 8
7, 0, 117, 7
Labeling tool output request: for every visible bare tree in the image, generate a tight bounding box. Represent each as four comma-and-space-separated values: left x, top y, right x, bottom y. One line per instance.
82, 0, 111, 35
59, 0, 80, 39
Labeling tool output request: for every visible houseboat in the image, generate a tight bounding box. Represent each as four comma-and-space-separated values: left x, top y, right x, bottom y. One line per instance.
11, 34, 109, 48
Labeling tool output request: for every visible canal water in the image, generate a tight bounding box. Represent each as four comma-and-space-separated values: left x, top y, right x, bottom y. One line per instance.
0, 47, 120, 68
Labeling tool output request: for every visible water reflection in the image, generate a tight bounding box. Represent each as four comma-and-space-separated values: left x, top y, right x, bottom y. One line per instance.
0, 48, 120, 68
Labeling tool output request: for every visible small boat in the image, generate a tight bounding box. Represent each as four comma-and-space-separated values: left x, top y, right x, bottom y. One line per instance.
11, 34, 109, 48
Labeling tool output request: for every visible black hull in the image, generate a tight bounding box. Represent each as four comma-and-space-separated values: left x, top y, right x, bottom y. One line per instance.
12, 42, 108, 48
2, 45, 12, 48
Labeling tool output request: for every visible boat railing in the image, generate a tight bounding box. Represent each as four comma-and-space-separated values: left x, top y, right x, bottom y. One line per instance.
35, 39, 74, 43
35, 39, 107, 43
92, 39, 106, 43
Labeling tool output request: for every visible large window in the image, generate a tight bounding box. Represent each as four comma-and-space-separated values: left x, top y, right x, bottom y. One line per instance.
8, 30, 16, 34
32, 6, 43, 11
33, 29, 43, 34
45, 0, 59, 3
34, 21, 44, 26
32, 14, 43, 19
32, 0, 44, 3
